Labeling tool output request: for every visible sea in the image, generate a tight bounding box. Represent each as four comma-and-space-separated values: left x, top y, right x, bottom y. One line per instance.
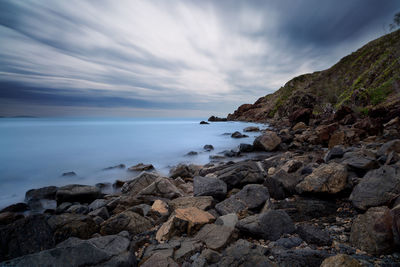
0, 117, 265, 209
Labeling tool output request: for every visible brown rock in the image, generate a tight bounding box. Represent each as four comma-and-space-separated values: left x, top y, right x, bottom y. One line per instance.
137, 177, 185, 199
315, 123, 339, 145
151, 200, 169, 217
141, 252, 179, 267
320, 254, 361, 267
292, 122, 307, 131
253, 131, 281, 151
289, 108, 312, 125
100, 210, 153, 236
195, 224, 236, 251
168, 196, 213, 211
128, 163, 154, 172
120, 172, 160, 195
328, 130, 345, 148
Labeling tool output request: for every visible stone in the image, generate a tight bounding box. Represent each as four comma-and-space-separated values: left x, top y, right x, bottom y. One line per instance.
320, 254, 361, 267
236, 210, 295, 241
270, 247, 331, 267
239, 143, 254, 152
324, 146, 345, 162
169, 196, 213, 211
328, 130, 345, 148
343, 153, 378, 174
141, 252, 179, 267
293, 122, 307, 131
275, 237, 303, 249
200, 121, 209, 124
102, 163, 125, 170
218, 239, 275, 267
265, 170, 303, 200
88, 207, 109, 220
0, 202, 29, 213
174, 239, 202, 263
296, 224, 332, 246
62, 171, 76, 176
253, 131, 282, 151
25, 186, 58, 202
142, 241, 180, 259
195, 223, 235, 250
377, 139, 400, 157
121, 171, 160, 195
66, 204, 89, 214
215, 213, 238, 228
100, 210, 153, 236
215, 184, 269, 215
170, 164, 198, 179
349, 166, 400, 210
289, 108, 312, 125
137, 177, 184, 199
315, 123, 339, 145
56, 202, 72, 214
283, 160, 303, 173
156, 207, 215, 241
203, 144, 214, 151
128, 163, 154, 171
0, 212, 23, 226
193, 176, 227, 200
208, 116, 227, 122
186, 151, 198, 156
216, 161, 265, 189
56, 184, 101, 204
151, 200, 169, 217
296, 163, 348, 194
231, 131, 248, 138
350, 206, 394, 255
131, 203, 152, 216
2, 233, 135, 267
88, 199, 108, 211
243, 126, 260, 132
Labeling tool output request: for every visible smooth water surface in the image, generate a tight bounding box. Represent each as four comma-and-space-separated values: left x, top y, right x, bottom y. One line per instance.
0, 117, 265, 208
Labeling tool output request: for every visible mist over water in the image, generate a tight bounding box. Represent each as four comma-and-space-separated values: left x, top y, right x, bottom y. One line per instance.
0, 117, 265, 208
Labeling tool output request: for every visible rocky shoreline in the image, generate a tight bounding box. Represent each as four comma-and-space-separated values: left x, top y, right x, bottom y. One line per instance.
1, 104, 400, 266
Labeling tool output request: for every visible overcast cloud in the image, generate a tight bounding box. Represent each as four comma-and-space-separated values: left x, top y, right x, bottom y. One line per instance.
0, 0, 398, 117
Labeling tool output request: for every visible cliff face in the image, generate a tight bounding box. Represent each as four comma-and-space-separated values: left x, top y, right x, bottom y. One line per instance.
228, 29, 400, 122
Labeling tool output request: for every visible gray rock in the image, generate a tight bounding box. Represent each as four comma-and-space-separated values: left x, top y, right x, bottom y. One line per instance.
131, 203, 152, 216
174, 239, 202, 263
239, 143, 254, 153
56, 202, 72, 214
270, 247, 331, 267
121, 171, 160, 195
88, 199, 108, 211
56, 184, 101, 204
216, 161, 265, 189
231, 131, 248, 138
143, 240, 180, 259
275, 237, 303, 249
66, 204, 89, 214
349, 166, 400, 210
203, 144, 214, 151
296, 224, 332, 246
236, 210, 295, 241
377, 139, 400, 157
169, 196, 214, 211
215, 213, 238, 228
343, 155, 378, 174
27, 199, 57, 213
141, 252, 178, 267
100, 210, 153, 236
324, 146, 344, 162
243, 126, 260, 132
194, 176, 227, 200
62, 171, 76, 176
25, 186, 58, 202
195, 224, 236, 250
88, 207, 109, 220
253, 131, 281, 151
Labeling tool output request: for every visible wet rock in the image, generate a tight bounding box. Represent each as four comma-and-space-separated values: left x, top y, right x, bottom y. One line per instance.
169, 196, 214, 211
218, 239, 274, 267
296, 163, 348, 194
324, 146, 345, 162
223, 150, 241, 157
231, 131, 248, 138
128, 163, 154, 172
121, 171, 160, 195
200, 121, 209, 125
349, 165, 400, 210
215, 184, 269, 215
56, 184, 101, 204
237, 210, 295, 241
137, 177, 185, 199
193, 176, 227, 200
3, 232, 135, 267
216, 161, 265, 189
156, 207, 215, 241
0, 202, 29, 213
25, 186, 58, 202
343, 152, 378, 174
253, 131, 282, 151
239, 143, 254, 152
203, 144, 214, 151
296, 224, 332, 246
102, 163, 125, 170
195, 223, 236, 250
271, 247, 331, 267
100, 210, 153, 236
275, 237, 303, 249
215, 213, 238, 228
243, 126, 260, 132
186, 151, 198, 156
350, 206, 394, 255
320, 254, 361, 267
208, 116, 227, 122
62, 171, 76, 176
0, 214, 54, 261
377, 139, 400, 157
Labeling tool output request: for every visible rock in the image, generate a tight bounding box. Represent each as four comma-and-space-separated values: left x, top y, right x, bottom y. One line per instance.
2, 232, 135, 267
27, 198, 56, 212
0, 214, 54, 261
296, 163, 348, 194
141, 252, 179, 267
200, 121, 209, 124
88, 199, 108, 211
353, 117, 383, 136
265, 170, 303, 200
174, 239, 202, 263
25, 186, 58, 202
320, 254, 361, 267
350, 206, 394, 255
170, 164, 200, 179
195, 223, 235, 250
203, 144, 214, 151
0, 212, 23, 226
223, 149, 241, 157
47, 213, 98, 243
236, 210, 295, 241
131, 204, 152, 216
151, 200, 169, 217
186, 151, 198, 156
334, 106, 353, 121
102, 163, 125, 170
315, 123, 339, 145
253, 131, 282, 151
328, 130, 345, 148
137, 177, 185, 199
215, 184, 269, 215
88, 207, 109, 220
215, 213, 238, 228
56, 184, 101, 204
239, 143, 253, 152
169, 196, 213, 211
208, 116, 227, 122
216, 161, 265, 189
293, 122, 307, 131
343, 152, 378, 174
100, 210, 153, 236
142, 240, 180, 259
243, 126, 260, 132
296, 224, 332, 246
275, 237, 303, 249
121, 171, 160, 195
324, 146, 345, 162
283, 160, 303, 173
156, 207, 215, 241
289, 108, 312, 125
349, 166, 400, 210
56, 202, 72, 214
128, 163, 154, 172
270, 247, 331, 267
377, 139, 400, 157
218, 239, 274, 267
62, 171, 76, 176
66, 204, 89, 214
0, 202, 29, 213
193, 176, 227, 200
231, 131, 248, 138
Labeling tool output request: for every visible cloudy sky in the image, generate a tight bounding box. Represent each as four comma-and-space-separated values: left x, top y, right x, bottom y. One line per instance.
0, 0, 398, 117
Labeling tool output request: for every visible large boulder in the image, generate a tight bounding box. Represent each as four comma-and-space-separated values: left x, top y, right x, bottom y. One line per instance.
2, 232, 135, 267
350, 206, 394, 255
194, 223, 236, 250
265, 170, 303, 200
296, 163, 348, 194
236, 210, 295, 241
25, 186, 58, 202
56, 184, 101, 204
193, 176, 227, 200
100, 210, 153, 236
349, 166, 400, 210
215, 161, 265, 189
253, 132, 281, 151
215, 184, 269, 215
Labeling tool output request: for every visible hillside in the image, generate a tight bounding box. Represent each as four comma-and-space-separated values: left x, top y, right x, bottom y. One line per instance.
228, 29, 400, 122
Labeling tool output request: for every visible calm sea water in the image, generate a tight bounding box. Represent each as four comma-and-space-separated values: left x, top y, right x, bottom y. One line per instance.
0, 117, 265, 208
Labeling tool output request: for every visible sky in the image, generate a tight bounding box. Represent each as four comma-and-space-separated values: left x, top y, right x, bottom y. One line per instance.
0, 0, 399, 117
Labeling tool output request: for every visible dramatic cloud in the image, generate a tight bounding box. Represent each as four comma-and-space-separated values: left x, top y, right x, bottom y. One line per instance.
0, 0, 398, 116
